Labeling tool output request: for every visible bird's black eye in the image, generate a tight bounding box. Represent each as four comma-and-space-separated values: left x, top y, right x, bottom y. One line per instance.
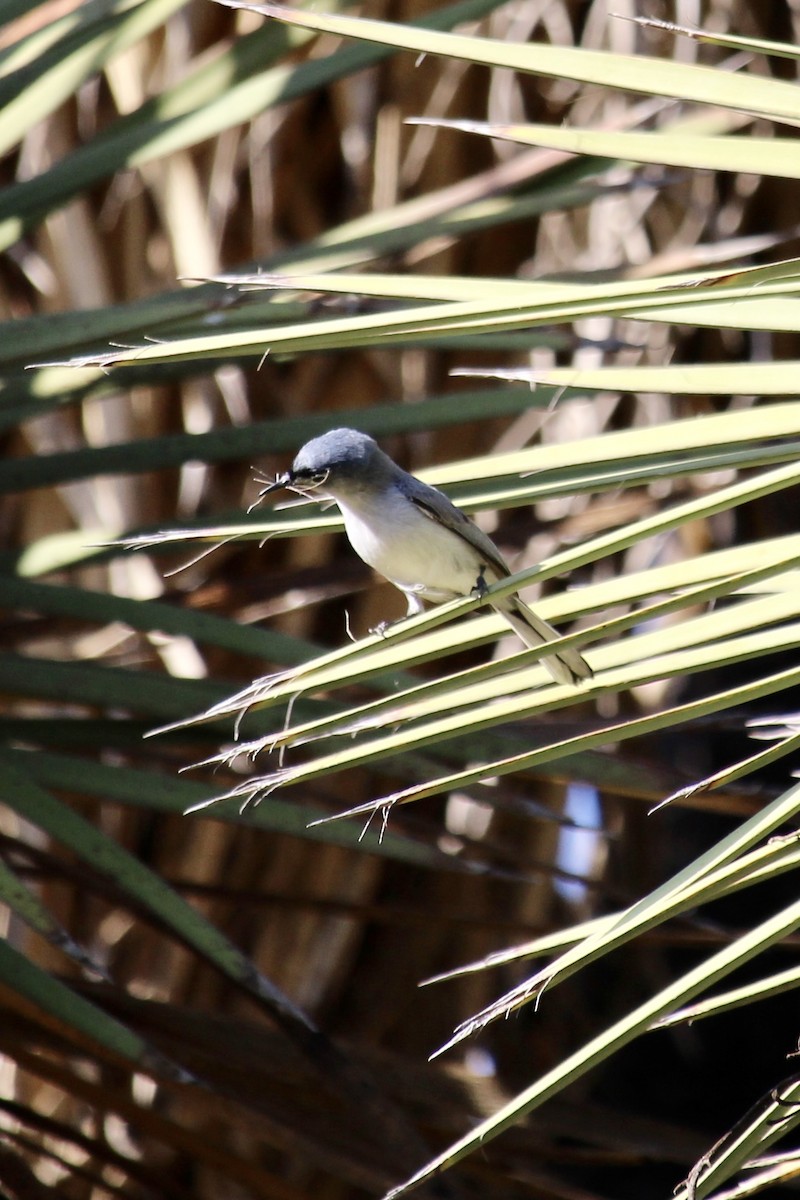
294, 468, 329, 489
308, 469, 330, 487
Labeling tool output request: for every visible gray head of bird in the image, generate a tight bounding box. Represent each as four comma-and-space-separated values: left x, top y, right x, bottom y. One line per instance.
260, 428, 392, 499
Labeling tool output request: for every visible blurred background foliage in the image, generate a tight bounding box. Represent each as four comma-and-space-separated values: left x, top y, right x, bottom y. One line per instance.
2, 0, 800, 1197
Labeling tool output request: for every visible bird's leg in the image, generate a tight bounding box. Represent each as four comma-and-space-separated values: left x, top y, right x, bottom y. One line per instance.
471, 564, 489, 600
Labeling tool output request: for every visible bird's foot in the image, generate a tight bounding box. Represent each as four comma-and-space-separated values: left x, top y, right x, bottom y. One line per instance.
370, 619, 399, 638
470, 566, 489, 600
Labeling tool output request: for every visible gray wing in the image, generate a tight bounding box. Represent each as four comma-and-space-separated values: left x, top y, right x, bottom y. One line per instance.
403, 476, 593, 686
405, 478, 510, 580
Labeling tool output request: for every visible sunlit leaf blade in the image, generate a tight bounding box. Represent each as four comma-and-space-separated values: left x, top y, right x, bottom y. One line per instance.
218, 1, 800, 124
502, 800, 800, 1022
452, 358, 800, 394
383, 798, 800, 1197
412, 118, 800, 180
236, 549, 800, 756
653, 729, 800, 811
629, 15, 800, 61
673, 1079, 800, 1200
653, 963, 800, 1028
43, 268, 800, 366
223, 650, 800, 818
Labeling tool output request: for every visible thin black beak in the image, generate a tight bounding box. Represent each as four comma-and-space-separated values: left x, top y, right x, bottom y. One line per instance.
258, 472, 291, 499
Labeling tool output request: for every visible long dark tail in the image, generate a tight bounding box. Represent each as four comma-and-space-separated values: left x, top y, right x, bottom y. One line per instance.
494, 598, 592, 687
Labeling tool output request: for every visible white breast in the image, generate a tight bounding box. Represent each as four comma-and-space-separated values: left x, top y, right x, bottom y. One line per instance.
337, 487, 491, 603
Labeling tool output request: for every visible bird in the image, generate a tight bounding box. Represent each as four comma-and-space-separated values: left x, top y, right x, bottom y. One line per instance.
261, 428, 591, 687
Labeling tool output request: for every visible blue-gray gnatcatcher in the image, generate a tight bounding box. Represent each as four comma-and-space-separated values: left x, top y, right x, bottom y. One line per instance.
262, 428, 591, 687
